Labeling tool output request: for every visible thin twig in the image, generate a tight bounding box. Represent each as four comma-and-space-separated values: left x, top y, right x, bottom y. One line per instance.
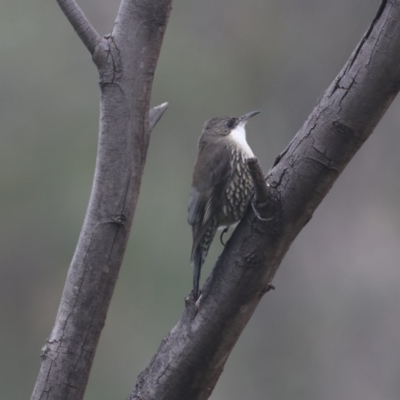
56, 0, 101, 54
149, 102, 169, 133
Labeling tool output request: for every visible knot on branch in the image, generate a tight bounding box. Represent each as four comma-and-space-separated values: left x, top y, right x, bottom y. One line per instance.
93, 36, 122, 85
332, 120, 354, 136
112, 213, 127, 226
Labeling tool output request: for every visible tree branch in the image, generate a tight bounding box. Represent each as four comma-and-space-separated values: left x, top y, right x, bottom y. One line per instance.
30, 1, 172, 400
129, 1, 400, 399
56, 0, 102, 54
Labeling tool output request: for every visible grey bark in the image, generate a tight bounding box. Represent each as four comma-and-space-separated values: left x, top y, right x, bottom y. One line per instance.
129, 1, 400, 399
31, 1, 171, 400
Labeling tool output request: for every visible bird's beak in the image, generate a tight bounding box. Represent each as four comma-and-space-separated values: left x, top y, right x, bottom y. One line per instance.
239, 110, 261, 124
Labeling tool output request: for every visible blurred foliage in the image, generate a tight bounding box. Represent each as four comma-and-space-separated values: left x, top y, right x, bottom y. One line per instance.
1, 0, 400, 399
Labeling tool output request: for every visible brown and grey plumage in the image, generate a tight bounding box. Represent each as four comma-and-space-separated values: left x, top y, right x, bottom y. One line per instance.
188, 111, 260, 298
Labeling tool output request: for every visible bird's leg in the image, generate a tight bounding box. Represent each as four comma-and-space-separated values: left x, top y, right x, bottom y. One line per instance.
251, 201, 273, 222
220, 226, 229, 246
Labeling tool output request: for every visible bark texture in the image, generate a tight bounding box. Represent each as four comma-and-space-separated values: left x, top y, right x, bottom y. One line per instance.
129, 2, 400, 399
31, 1, 171, 400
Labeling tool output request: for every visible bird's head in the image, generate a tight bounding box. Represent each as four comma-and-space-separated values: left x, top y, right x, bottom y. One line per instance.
199, 110, 260, 149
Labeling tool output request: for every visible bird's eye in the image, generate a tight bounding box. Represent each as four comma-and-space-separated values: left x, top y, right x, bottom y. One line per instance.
225, 119, 235, 129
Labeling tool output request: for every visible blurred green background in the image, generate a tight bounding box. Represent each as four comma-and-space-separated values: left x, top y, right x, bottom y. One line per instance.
2, 0, 400, 399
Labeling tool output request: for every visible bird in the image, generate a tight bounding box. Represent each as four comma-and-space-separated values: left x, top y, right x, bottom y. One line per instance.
188, 110, 260, 299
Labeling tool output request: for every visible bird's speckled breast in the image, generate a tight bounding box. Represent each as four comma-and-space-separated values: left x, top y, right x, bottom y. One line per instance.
218, 147, 253, 227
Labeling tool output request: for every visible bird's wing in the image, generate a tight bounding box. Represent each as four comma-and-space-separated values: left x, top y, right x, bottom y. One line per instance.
188, 144, 232, 257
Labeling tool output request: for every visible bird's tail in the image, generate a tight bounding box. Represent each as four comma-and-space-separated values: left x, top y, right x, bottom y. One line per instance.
191, 226, 216, 299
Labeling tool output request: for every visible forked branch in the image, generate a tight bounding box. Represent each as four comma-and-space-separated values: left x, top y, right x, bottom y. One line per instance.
31, 2, 172, 400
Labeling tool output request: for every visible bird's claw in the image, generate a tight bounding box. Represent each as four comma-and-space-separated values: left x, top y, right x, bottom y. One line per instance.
220, 227, 229, 246
251, 202, 273, 222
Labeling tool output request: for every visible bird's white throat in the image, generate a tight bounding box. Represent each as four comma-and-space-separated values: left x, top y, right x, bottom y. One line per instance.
229, 123, 254, 157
